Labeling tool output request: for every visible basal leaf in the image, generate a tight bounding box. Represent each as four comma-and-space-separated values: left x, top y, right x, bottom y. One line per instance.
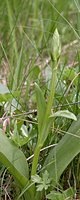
43, 114, 80, 184
0, 129, 29, 187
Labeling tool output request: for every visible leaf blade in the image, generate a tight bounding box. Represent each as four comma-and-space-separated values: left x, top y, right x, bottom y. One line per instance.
0, 130, 29, 187
50, 110, 77, 121
43, 114, 80, 184
35, 83, 46, 134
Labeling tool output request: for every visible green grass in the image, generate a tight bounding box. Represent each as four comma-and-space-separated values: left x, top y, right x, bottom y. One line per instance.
0, 0, 80, 199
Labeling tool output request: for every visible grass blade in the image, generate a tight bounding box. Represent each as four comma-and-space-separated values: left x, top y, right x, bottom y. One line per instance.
35, 83, 46, 134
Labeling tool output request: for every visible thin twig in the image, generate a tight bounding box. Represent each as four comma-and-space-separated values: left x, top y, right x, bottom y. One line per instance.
3, 187, 12, 200
27, 143, 57, 161
0, 101, 80, 122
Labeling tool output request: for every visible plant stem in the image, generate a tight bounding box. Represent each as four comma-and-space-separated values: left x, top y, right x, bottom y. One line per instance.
31, 143, 41, 176
31, 64, 58, 177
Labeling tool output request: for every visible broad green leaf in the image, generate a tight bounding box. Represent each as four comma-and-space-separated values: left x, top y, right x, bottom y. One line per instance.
50, 110, 77, 121
43, 114, 80, 184
0, 129, 29, 187
35, 83, 46, 134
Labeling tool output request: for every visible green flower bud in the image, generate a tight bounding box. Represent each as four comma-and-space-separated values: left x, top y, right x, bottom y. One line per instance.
52, 28, 61, 62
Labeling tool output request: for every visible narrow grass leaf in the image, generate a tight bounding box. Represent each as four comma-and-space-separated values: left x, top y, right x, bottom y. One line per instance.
12, 46, 23, 91
35, 83, 46, 134
5, 0, 18, 60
